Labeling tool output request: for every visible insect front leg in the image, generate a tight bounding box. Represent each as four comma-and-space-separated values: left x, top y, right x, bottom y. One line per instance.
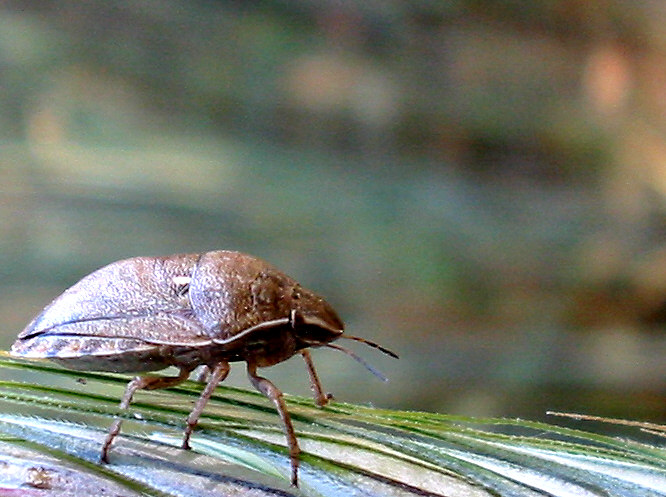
247, 360, 300, 486
101, 366, 194, 463
300, 349, 333, 407
182, 361, 230, 449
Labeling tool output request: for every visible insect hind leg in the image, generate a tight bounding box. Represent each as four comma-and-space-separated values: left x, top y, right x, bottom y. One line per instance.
101, 366, 193, 463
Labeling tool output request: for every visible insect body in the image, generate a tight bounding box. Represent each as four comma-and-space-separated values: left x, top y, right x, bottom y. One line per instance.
10, 250, 397, 485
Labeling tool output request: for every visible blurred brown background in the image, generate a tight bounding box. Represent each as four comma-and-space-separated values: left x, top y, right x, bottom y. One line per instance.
1, 1, 666, 424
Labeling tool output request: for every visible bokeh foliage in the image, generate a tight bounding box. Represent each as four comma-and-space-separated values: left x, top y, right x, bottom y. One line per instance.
1, 1, 666, 422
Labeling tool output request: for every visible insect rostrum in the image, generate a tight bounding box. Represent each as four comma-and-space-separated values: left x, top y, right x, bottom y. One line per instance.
10, 250, 397, 486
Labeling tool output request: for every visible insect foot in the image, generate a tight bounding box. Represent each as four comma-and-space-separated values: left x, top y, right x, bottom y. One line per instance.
10, 250, 398, 486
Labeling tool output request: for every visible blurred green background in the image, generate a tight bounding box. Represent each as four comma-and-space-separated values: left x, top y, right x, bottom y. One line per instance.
2, 1, 666, 423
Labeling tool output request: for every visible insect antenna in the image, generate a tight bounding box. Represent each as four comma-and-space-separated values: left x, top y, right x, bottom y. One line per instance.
339, 335, 399, 359
325, 342, 389, 382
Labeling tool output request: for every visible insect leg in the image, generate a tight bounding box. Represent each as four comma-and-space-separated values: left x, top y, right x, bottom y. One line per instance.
246, 360, 300, 486
182, 361, 230, 449
300, 349, 333, 407
193, 365, 211, 383
101, 366, 193, 463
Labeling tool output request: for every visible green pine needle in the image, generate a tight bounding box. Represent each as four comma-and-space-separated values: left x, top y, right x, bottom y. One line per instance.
0, 355, 665, 496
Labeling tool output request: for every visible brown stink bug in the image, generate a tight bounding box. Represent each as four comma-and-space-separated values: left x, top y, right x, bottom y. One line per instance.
10, 250, 397, 485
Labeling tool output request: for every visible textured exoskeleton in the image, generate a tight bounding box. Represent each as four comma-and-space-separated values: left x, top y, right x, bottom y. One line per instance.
11, 250, 396, 486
